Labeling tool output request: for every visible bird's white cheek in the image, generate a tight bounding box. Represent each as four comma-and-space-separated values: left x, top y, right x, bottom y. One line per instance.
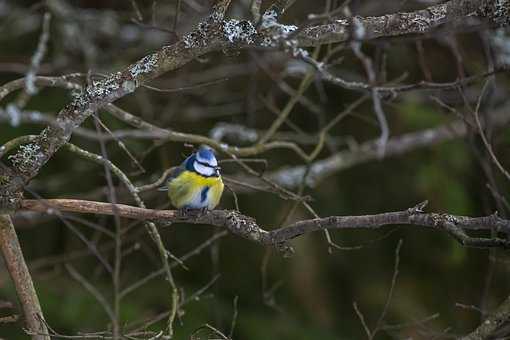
194, 162, 214, 176
196, 154, 218, 167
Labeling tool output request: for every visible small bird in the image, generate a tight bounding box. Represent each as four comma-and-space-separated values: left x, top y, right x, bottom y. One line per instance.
160, 146, 224, 211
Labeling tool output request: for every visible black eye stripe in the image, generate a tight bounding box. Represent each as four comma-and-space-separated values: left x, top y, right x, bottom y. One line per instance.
193, 162, 219, 177
195, 159, 221, 170
196, 160, 214, 168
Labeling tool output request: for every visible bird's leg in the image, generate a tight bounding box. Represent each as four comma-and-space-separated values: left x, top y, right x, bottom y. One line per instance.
177, 206, 192, 219
191, 207, 209, 217
177, 207, 208, 219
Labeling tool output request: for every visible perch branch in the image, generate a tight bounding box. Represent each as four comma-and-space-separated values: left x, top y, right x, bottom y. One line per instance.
19, 199, 510, 252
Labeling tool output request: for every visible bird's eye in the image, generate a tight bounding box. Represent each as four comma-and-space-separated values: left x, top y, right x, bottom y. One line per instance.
197, 160, 218, 169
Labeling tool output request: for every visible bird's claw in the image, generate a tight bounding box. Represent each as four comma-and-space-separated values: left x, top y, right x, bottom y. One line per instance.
177, 207, 210, 219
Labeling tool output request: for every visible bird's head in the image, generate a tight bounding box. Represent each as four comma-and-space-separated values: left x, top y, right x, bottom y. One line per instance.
188, 146, 221, 177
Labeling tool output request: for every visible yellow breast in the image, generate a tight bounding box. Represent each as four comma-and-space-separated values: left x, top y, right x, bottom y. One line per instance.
167, 171, 224, 209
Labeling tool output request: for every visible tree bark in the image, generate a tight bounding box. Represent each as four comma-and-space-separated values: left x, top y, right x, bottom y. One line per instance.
0, 214, 49, 340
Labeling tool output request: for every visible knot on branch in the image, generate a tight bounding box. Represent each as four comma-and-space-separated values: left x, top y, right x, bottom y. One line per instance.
223, 210, 265, 241
216, 210, 291, 253
431, 213, 459, 228
408, 200, 428, 215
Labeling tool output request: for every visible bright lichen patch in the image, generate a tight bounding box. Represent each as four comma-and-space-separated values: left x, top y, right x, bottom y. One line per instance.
258, 9, 298, 48
71, 72, 125, 111
88, 73, 121, 98
183, 17, 257, 48
8, 143, 45, 174
478, 0, 510, 26
183, 21, 213, 48
129, 53, 158, 77
222, 19, 256, 44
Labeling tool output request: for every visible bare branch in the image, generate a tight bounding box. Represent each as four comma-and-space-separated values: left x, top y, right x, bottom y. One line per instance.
461, 295, 510, 339
0, 215, 49, 340
19, 199, 510, 251
264, 104, 510, 189
24, 13, 51, 96
296, 0, 510, 47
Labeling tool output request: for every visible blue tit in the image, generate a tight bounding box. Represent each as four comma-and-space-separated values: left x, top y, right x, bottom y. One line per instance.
160, 146, 224, 210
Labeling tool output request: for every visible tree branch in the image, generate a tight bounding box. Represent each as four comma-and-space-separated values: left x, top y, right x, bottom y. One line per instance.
296, 0, 510, 47
19, 199, 510, 252
461, 294, 510, 339
263, 103, 510, 189
0, 215, 49, 340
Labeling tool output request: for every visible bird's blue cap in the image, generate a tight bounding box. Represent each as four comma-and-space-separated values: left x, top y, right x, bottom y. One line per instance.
195, 146, 218, 167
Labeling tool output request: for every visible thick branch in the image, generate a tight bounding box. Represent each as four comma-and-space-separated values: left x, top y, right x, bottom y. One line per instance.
297, 0, 510, 46
0, 215, 49, 340
19, 199, 510, 250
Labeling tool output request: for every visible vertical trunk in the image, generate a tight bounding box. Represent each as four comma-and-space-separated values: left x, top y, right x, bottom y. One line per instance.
0, 214, 49, 340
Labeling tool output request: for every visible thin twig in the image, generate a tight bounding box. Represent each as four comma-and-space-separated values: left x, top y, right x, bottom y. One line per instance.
370, 239, 403, 339
353, 302, 372, 339
473, 81, 510, 182
65, 264, 115, 324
